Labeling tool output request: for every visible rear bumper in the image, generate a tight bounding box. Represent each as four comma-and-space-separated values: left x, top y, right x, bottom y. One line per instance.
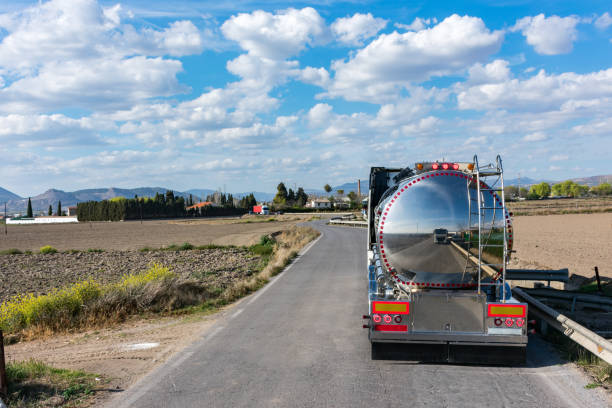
370, 330, 527, 346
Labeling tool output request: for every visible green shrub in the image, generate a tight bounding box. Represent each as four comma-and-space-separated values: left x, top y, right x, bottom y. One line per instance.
0, 248, 22, 255
87, 248, 105, 253
39, 245, 58, 254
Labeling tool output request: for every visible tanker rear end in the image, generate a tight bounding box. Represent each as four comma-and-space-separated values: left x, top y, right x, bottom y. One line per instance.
363, 157, 528, 364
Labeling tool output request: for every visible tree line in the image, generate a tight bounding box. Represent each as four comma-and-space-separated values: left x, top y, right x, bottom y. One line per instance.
504, 180, 611, 200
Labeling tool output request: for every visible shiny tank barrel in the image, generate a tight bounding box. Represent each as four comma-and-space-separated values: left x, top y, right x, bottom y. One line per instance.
374, 170, 511, 287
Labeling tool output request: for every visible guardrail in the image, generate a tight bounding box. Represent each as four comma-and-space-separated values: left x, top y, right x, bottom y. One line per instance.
513, 287, 612, 365
327, 220, 367, 228
505, 268, 569, 283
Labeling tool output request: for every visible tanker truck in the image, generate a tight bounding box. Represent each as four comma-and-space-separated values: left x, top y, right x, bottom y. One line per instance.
363, 156, 528, 364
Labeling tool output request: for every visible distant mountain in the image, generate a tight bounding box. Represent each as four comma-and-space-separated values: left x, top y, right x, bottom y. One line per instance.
185, 189, 216, 200
5, 187, 197, 213
0, 187, 21, 203
504, 177, 541, 187
332, 181, 369, 194
571, 174, 612, 187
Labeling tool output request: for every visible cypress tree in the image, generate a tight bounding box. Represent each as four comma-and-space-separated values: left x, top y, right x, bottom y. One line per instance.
27, 197, 33, 218
57, 201, 62, 216
48, 205, 52, 216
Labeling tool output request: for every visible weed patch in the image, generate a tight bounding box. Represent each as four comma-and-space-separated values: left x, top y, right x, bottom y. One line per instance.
5, 359, 98, 407
39, 245, 57, 254
0, 248, 22, 255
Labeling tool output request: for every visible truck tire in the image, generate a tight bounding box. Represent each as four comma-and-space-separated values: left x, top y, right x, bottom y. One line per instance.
371, 342, 382, 360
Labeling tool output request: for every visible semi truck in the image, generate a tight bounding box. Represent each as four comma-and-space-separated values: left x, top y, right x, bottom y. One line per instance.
363, 156, 528, 364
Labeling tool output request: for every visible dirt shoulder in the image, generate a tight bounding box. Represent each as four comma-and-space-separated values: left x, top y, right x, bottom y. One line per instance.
4, 307, 231, 406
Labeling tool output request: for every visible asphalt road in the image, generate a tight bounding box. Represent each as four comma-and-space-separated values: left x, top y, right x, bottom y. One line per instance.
111, 221, 610, 408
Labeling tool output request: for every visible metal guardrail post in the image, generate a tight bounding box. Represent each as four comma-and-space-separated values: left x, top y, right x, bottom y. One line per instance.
513, 287, 612, 365
0, 330, 7, 401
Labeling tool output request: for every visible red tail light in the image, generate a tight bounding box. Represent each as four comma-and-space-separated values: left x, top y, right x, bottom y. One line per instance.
383, 314, 392, 324
394, 315, 402, 323
516, 318, 525, 327
494, 318, 502, 326
452, 163, 459, 170
372, 314, 382, 323
432, 163, 439, 170
442, 163, 449, 170
505, 318, 514, 327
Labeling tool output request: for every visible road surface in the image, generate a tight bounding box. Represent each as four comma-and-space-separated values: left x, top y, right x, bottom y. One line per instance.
110, 221, 610, 408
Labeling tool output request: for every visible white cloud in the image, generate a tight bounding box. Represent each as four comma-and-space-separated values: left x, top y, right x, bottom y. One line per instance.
0, 0, 204, 113
550, 154, 569, 161
457, 68, 612, 112
523, 132, 547, 142
221, 8, 328, 60
467, 59, 511, 84
326, 14, 503, 102
594, 12, 612, 30
331, 13, 387, 46
307, 103, 333, 128
299, 66, 330, 88
395, 17, 437, 32
511, 14, 579, 55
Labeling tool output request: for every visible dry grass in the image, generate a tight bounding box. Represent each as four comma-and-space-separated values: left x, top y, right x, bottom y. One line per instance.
0, 226, 319, 339
219, 226, 320, 303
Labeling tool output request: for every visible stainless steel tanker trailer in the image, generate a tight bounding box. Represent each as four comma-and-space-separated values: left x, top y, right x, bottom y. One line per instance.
363, 156, 528, 364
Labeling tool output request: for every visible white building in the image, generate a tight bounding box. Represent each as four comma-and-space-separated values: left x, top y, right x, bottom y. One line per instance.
308, 198, 331, 209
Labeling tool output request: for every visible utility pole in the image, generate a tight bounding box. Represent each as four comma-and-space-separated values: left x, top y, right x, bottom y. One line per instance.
4, 202, 6, 235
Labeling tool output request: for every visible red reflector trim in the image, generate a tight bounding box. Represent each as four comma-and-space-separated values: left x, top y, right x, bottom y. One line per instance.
374, 324, 408, 332
372, 301, 410, 315
487, 304, 526, 317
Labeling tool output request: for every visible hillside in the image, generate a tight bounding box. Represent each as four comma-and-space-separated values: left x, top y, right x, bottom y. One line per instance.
0, 187, 21, 203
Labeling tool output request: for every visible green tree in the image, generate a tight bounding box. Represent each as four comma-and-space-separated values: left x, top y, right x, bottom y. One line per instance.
296, 187, 308, 207
519, 187, 528, 198
324, 184, 332, 193
592, 182, 612, 196
287, 188, 295, 204
274, 182, 288, 206
26, 197, 33, 218
529, 182, 551, 199
504, 185, 519, 199
48, 205, 52, 216
337, 189, 344, 197
57, 201, 62, 216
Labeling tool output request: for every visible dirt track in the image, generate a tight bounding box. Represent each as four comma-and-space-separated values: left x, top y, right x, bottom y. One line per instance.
509, 213, 612, 280
0, 215, 314, 251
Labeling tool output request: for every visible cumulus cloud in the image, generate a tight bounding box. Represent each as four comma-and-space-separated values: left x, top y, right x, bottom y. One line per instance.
0, 0, 203, 113
326, 14, 503, 102
457, 68, 612, 112
594, 12, 612, 30
221, 7, 327, 59
466, 59, 510, 84
511, 14, 579, 55
395, 17, 437, 31
331, 13, 387, 46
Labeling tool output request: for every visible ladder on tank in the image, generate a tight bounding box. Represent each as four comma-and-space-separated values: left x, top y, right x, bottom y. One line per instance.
466, 155, 509, 302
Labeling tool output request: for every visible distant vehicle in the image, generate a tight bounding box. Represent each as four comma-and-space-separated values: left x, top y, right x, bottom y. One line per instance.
433, 228, 448, 244
252, 205, 269, 215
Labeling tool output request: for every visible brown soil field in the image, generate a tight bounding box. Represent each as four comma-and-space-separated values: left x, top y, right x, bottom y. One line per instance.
509, 213, 612, 281
0, 214, 317, 251
507, 197, 612, 216
0, 247, 261, 303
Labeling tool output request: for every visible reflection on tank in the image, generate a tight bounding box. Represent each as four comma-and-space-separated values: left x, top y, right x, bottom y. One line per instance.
433, 228, 448, 244
377, 172, 506, 286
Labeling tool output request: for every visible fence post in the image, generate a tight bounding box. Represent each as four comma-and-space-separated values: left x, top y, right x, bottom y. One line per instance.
595, 266, 602, 293
0, 330, 7, 400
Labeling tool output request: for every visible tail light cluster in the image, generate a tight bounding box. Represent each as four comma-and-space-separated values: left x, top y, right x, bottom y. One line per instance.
431, 162, 460, 171
494, 317, 525, 327
372, 314, 402, 324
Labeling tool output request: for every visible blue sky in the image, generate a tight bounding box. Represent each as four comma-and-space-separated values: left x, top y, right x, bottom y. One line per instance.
0, 0, 611, 196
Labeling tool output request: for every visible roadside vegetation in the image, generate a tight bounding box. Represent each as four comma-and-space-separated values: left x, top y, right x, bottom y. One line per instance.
0, 226, 319, 338
543, 329, 612, 390
4, 359, 100, 407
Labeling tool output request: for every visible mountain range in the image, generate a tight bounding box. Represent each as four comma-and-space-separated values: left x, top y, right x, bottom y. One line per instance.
2, 173, 610, 213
